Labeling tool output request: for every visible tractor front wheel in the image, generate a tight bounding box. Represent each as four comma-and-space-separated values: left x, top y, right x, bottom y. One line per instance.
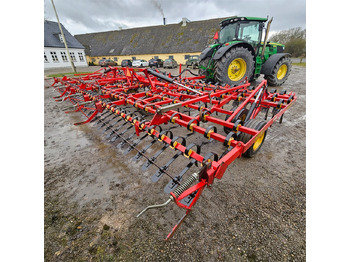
215, 47, 254, 86
265, 56, 292, 86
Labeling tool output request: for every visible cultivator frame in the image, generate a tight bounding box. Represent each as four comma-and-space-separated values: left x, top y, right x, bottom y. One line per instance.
51, 66, 296, 240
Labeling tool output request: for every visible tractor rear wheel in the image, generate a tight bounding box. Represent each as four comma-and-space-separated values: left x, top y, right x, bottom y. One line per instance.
265, 56, 292, 86
239, 119, 267, 158
215, 47, 254, 86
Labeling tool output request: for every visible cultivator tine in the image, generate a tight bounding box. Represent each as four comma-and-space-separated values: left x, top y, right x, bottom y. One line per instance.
151, 151, 182, 182
102, 117, 124, 134
164, 158, 197, 194
165, 211, 191, 241
141, 143, 169, 171
97, 113, 121, 129
74, 110, 98, 126
264, 107, 270, 120
90, 110, 114, 123
51, 66, 297, 240
62, 101, 92, 111
109, 124, 134, 143
98, 119, 111, 129
123, 133, 149, 155
53, 88, 65, 95
279, 113, 284, 124
105, 121, 129, 139
133, 139, 158, 161
117, 131, 137, 148
57, 93, 82, 103
93, 112, 114, 127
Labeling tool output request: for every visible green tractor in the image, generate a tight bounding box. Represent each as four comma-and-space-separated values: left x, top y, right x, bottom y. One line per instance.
199, 16, 292, 86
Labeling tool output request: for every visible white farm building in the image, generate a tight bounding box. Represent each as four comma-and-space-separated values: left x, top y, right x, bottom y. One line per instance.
44, 20, 88, 69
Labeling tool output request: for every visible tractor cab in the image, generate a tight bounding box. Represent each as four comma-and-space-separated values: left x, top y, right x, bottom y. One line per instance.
218, 17, 267, 54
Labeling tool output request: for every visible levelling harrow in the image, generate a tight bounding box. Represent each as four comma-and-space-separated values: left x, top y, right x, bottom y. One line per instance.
51, 66, 296, 240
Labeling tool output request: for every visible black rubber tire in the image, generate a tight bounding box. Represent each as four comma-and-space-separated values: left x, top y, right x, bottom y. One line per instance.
239, 119, 267, 158
265, 56, 292, 86
199, 57, 215, 82
198, 57, 209, 75
215, 47, 254, 86
223, 107, 248, 134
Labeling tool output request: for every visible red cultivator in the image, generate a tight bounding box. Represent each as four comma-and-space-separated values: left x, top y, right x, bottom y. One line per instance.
51, 66, 296, 240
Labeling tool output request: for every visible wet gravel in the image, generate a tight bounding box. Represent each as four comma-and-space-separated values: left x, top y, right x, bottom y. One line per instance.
44, 65, 306, 261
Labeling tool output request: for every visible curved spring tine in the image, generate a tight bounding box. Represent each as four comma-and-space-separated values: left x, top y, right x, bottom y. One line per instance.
164, 158, 197, 194
123, 133, 149, 155
141, 144, 169, 171
151, 151, 182, 182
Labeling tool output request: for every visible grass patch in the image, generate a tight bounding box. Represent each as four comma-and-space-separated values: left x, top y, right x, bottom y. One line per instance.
47, 72, 92, 78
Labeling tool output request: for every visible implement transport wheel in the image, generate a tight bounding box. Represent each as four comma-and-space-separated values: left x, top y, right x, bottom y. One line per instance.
224, 107, 248, 134
215, 47, 254, 86
265, 56, 292, 86
239, 119, 267, 158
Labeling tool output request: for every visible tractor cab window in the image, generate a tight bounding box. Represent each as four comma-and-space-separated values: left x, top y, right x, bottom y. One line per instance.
237, 21, 261, 47
219, 23, 237, 43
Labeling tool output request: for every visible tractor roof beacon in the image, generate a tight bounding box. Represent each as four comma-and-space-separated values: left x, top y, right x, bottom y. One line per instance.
199, 16, 292, 87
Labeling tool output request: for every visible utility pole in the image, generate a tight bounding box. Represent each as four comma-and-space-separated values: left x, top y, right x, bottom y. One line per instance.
51, 0, 76, 73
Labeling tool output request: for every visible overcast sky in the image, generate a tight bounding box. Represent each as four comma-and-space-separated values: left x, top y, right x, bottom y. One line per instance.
44, 0, 306, 36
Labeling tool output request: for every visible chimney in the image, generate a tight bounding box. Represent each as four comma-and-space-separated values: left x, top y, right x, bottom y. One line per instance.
163, 17, 166, 25
182, 17, 190, 27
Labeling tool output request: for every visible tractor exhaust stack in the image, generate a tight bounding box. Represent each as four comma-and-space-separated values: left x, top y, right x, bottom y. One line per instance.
261, 17, 273, 59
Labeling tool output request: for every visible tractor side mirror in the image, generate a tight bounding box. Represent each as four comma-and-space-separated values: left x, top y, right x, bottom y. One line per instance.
213, 31, 219, 41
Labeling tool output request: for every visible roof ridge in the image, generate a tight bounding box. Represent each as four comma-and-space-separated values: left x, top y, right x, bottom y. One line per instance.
75, 16, 229, 37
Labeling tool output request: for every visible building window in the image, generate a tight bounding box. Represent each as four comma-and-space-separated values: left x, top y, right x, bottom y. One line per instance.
78, 52, 84, 62
169, 55, 174, 59
58, 34, 64, 43
184, 55, 190, 59
70, 52, 76, 62
50, 51, 59, 62
113, 57, 118, 61
154, 56, 159, 59
61, 51, 68, 62
44, 52, 48, 63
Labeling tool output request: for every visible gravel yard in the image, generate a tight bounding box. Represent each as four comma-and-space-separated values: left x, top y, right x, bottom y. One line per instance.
44, 65, 306, 261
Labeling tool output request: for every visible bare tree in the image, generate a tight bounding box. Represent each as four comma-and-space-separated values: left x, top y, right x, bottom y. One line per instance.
269, 27, 306, 61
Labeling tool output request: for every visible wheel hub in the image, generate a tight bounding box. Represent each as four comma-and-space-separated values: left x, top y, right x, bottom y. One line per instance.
277, 64, 287, 80
252, 131, 265, 151
228, 58, 246, 81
